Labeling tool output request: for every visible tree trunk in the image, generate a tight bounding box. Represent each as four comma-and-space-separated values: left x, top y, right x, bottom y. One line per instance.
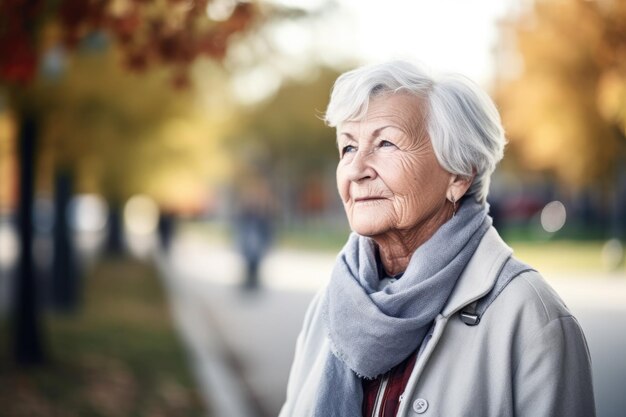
52, 169, 78, 312
12, 113, 45, 365
105, 201, 124, 256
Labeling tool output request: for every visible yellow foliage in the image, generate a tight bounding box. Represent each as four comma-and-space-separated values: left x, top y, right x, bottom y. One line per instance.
497, 0, 626, 188
29, 46, 235, 209
0, 110, 18, 211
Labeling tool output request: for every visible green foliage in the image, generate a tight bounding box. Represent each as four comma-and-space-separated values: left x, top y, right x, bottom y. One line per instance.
233, 67, 342, 180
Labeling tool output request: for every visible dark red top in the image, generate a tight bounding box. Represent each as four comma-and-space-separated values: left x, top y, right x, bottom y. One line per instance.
362, 350, 418, 417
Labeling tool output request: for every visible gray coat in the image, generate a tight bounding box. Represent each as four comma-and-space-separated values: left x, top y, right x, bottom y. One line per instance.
279, 227, 596, 417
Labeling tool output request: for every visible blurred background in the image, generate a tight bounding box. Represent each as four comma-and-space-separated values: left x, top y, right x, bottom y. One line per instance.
0, 0, 625, 416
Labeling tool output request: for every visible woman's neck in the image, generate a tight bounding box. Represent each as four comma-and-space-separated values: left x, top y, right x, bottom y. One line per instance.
374, 204, 454, 276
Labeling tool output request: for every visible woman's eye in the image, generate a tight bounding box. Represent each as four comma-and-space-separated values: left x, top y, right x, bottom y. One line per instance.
379, 140, 395, 148
341, 145, 356, 156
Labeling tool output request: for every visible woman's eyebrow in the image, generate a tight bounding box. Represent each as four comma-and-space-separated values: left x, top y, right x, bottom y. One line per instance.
372, 125, 395, 137
338, 125, 397, 140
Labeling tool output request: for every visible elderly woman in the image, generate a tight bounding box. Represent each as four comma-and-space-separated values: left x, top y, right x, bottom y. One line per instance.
278, 61, 595, 417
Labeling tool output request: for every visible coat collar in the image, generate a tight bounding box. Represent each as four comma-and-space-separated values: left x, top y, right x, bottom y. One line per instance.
441, 227, 513, 318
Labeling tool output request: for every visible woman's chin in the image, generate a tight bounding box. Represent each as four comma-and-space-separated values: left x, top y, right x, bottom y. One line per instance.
349, 222, 387, 237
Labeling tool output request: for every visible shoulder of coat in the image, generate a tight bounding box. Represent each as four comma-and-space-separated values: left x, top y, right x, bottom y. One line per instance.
492, 268, 572, 325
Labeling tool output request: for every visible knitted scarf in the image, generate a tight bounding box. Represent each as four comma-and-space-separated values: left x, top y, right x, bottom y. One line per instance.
314, 198, 491, 416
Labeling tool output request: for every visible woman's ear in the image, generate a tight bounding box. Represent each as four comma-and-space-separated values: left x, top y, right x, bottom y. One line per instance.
447, 174, 474, 202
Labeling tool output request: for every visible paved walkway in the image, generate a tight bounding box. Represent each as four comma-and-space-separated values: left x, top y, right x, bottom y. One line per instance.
160, 232, 626, 417
156, 235, 325, 417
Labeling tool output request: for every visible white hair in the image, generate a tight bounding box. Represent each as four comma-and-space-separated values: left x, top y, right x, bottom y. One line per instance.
324, 60, 506, 204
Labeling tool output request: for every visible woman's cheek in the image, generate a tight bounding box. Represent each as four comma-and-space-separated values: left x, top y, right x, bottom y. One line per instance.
336, 165, 349, 203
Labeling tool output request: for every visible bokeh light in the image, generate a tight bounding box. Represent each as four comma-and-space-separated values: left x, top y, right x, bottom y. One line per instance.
123, 195, 160, 236
69, 194, 108, 232
0, 222, 19, 268
206, 0, 237, 21
601, 239, 624, 271
540, 201, 567, 233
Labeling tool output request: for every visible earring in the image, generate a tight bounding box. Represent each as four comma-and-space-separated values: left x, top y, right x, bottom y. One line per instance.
449, 195, 457, 218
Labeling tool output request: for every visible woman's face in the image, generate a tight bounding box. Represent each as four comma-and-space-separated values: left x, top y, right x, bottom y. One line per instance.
336, 93, 453, 239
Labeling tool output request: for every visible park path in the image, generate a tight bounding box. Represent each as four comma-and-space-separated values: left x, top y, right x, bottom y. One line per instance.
159, 231, 626, 417
156, 234, 328, 417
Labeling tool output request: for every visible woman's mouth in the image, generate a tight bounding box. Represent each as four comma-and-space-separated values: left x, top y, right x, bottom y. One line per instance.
354, 197, 386, 203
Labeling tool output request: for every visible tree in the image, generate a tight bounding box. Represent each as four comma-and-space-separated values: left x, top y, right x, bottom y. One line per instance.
36, 46, 233, 205
496, 0, 626, 189
0, 0, 260, 366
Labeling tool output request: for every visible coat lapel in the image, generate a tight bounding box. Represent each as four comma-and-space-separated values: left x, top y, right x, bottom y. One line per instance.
441, 227, 513, 319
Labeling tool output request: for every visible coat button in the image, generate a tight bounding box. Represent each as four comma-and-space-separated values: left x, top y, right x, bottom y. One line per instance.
413, 398, 429, 414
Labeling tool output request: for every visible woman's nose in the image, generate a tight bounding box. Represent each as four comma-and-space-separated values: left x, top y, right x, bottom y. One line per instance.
346, 150, 377, 182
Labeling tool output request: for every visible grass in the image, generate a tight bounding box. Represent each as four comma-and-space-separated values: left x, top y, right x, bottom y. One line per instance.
273, 224, 617, 274
276, 223, 351, 253
0, 257, 205, 417
509, 240, 612, 274
180, 219, 624, 275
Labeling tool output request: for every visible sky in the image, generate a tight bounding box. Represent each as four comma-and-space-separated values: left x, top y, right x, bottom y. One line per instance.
273, 0, 520, 83
230, 0, 523, 104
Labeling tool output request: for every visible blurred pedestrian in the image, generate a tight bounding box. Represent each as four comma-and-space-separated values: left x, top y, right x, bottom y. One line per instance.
279, 61, 595, 417
157, 209, 176, 252
234, 184, 274, 290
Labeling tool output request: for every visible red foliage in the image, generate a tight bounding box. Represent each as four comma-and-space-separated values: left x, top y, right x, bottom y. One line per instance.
58, 0, 107, 47
0, 0, 259, 87
0, 31, 37, 84
108, 11, 142, 45
125, 49, 149, 72
224, 2, 255, 33
197, 29, 228, 59
0, 0, 44, 84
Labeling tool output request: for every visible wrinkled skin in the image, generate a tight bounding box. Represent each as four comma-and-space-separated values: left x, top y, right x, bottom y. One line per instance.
336, 93, 472, 276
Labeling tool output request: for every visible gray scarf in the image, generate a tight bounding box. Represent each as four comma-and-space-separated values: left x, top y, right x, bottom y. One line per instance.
314, 198, 491, 416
